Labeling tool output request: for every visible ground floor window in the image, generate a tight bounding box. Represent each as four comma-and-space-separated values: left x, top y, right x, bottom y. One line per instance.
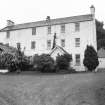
47, 40, 51, 50
75, 54, 80, 65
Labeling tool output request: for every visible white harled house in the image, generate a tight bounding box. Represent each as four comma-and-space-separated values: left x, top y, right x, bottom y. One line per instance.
0, 5, 97, 71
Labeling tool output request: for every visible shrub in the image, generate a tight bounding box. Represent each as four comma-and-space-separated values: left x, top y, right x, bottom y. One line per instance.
32, 54, 55, 72
83, 45, 99, 71
56, 53, 72, 71
0, 53, 15, 69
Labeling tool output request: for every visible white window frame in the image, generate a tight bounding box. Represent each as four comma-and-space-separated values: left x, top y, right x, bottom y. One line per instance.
32, 27, 36, 35
48, 26, 51, 34
75, 54, 80, 65
31, 41, 36, 49
61, 24, 65, 33
47, 40, 51, 50
75, 38, 80, 47
75, 22, 80, 32
61, 39, 65, 47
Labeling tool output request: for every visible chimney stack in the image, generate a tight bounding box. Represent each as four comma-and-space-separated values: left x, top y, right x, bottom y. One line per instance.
90, 5, 95, 17
7, 20, 15, 26
46, 16, 50, 22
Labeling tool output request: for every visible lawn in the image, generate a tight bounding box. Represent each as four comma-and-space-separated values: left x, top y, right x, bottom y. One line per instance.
0, 71, 105, 105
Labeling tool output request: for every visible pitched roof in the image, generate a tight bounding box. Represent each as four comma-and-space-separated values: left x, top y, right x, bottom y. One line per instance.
50, 45, 69, 55
0, 14, 93, 31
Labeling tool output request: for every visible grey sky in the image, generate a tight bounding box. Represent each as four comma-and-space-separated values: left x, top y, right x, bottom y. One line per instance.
0, 0, 104, 29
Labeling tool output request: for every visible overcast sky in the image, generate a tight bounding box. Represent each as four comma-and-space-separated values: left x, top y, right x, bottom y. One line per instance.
0, 0, 104, 29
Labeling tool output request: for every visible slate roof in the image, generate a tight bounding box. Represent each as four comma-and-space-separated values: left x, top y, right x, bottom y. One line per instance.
0, 14, 93, 31
50, 45, 69, 55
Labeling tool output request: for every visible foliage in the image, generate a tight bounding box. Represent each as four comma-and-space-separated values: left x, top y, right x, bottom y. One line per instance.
97, 39, 105, 50
83, 45, 99, 71
32, 54, 55, 72
0, 53, 15, 69
56, 53, 72, 71
96, 19, 105, 50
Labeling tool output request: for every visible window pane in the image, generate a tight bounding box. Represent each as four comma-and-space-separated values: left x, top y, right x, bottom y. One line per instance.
61, 24, 65, 33
61, 39, 65, 47
48, 26, 51, 34
31, 41, 36, 49
47, 40, 51, 49
75, 54, 80, 65
75, 23, 80, 31
6, 31, 10, 38
32, 27, 36, 35
75, 38, 80, 47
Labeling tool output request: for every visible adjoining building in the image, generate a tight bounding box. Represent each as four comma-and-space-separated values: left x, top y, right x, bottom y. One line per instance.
0, 5, 97, 71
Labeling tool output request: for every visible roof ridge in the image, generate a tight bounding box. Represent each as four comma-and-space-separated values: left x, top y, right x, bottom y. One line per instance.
0, 14, 93, 31
12, 14, 92, 26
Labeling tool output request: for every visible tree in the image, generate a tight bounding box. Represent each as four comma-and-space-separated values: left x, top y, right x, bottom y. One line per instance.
56, 53, 72, 71
96, 19, 105, 49
83, 45, 99, 71
32, 54, 55, 72
0, 53, 15, 69
52, 33, 57, 49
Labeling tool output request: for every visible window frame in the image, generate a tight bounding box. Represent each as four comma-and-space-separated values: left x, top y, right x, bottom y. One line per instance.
31, 41, 36, 49
32, 27, 36, 35
47, 40, 51, 50
61, 39, 65, 47
47, 26, 51, 34
61, 24, 65, 33
6, 31, 10, 38
75, 22, 80, 32
75, 38, 80, 47
75, 54, 80, 65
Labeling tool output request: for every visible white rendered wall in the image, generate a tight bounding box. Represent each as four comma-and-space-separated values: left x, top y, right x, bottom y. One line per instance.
1, 20, 97, 71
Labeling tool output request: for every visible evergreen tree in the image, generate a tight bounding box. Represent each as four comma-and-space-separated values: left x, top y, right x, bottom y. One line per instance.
83, 45, 99, 71
52, 33, 56, 49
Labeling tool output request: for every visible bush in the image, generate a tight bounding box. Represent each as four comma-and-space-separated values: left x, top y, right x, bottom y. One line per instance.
32, 54, 55, 72
83, 45, 99, 71
0, 53, 15, 69
56, 54, 72, 71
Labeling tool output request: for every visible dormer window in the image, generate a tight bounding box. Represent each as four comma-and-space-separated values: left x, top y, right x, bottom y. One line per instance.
6, 31, 10, 38
32, 27, 36, 35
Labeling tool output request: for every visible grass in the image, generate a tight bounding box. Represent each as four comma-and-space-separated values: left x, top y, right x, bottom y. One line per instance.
0, 71, 105, 105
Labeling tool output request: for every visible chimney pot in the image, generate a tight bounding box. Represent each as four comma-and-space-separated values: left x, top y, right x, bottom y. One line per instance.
7, 20, 15, 26
46, 16, 50, 21
90, 5, 95, 16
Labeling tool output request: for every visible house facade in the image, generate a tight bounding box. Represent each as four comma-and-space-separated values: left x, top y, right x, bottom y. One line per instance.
0, 5, 97, 71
